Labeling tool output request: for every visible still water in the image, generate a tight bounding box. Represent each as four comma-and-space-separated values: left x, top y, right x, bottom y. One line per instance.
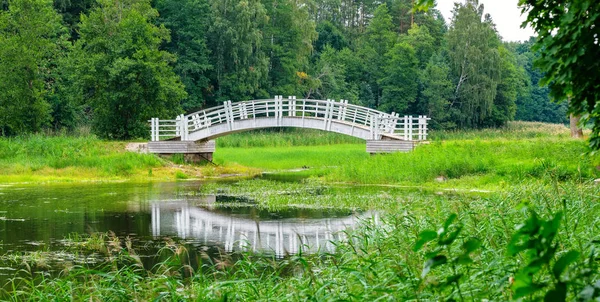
0, 180, 368, 272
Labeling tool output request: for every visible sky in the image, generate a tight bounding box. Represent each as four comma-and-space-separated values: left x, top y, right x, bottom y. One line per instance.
435, 0, 537, 42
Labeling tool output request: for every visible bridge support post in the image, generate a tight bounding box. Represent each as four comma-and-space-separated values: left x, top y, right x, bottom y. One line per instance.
147, 140, 216, 163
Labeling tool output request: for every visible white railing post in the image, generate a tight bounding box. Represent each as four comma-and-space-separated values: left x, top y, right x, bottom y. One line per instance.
274, 96, 279, 119
175, 115, 181, 137
183, 114, 189, 141
403, 115, 408, 140
279, 95, 283, 124
224, 101, 233, 131
423, 115, 428, 141
152, 118, 156, 141
240, 102, 247, 119
251, 100, 256, 128
408, 115, 414, 141
418, 115, 423, 140
369, 115, 374, 139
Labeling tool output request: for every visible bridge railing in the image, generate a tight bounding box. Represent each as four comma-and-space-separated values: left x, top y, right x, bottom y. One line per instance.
150, 97, 429, 141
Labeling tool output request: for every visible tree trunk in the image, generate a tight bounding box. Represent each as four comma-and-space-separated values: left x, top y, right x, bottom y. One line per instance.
570, 114, 583, 138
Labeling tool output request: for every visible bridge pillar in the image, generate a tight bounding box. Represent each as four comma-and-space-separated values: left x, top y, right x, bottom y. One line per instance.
147, 140, 216, 163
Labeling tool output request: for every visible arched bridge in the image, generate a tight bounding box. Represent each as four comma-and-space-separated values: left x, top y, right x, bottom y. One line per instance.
147, 96, 430, 155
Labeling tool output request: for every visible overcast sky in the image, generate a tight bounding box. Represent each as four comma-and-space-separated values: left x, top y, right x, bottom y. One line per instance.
435, 0, 537, 42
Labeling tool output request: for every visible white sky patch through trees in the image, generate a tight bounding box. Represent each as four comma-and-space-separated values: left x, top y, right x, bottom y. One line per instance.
435, 0, 537, 42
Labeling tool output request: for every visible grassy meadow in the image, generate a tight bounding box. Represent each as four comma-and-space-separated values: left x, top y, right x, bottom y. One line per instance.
213, 122, 598, 189
2, 121, 600, 300
0, 121, 596, 187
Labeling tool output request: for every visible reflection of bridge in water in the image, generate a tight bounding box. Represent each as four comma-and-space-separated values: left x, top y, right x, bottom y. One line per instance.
150, 198, 375, 257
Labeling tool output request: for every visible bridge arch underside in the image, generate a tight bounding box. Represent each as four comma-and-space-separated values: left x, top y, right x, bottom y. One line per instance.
189, 116, 396, 142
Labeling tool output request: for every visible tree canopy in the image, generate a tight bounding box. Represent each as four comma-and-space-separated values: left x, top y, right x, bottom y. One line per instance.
0, 0, 569, 139
519, 0, 600, 149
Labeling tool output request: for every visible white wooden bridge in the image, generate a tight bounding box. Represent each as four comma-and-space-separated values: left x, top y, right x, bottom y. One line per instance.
148, 96, 429, 156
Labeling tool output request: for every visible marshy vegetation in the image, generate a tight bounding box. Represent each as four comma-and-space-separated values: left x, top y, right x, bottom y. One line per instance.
0, 121, 599, 300
2, 181, 599, 300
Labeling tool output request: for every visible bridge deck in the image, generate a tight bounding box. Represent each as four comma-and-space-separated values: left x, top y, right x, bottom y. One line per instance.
149, 97, 429, 154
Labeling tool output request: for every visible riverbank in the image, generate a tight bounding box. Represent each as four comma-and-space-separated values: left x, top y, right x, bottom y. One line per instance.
0, 122, 597, 189
3, 179, 599, 301
2, 122, 600, 300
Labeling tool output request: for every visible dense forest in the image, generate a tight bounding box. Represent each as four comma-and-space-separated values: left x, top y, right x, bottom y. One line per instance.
0, 0, 567, 139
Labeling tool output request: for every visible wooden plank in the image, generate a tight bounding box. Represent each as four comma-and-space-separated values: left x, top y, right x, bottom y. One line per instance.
366, 140, 415, 153
148, 141, 216, 154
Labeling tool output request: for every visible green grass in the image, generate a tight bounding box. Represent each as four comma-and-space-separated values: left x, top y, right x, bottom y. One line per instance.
4, 182, 600, 301
0, 134, 165, 182
216, 128, 362, 148
214, 137, 597, 189
429, 120, 581, 140
2, 122, 600, 300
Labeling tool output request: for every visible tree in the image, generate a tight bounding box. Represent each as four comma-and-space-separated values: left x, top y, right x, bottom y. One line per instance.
0, 0, 69, 135
207, 0, 269, 102
310, 46, 360, 103
379, 42, 418, 113
262, 0, 317, 97
519, 0, 599, 147
421, 52, 453, 129
155, 0, 212, 111
513, 39, 568, 124
481, 46, 523, 127
356, 3, 396, 108
446, 0, 501, 128
53, 0, 94, 40
72, 0, 185, 139
314, 20, 348, 53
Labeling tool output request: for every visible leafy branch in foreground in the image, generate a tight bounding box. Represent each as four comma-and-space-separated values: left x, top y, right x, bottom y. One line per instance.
414, 213, 481, 300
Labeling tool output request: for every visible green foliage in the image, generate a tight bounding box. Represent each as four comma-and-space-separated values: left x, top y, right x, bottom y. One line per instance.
72, 0, 186, 139
356, 4, 396, 108
519, 0, 600, 149
421, 53, 453, 129
513, 39, 568, 124
314, 21, 348, 53
0, 0, 69, 135
0, 134, 163, 177
446, 0, 502, 128
262, 0, 317, 97
213, 122, 596, 187
4, 182, 600, 300
379, 42, 418, 113
207, 0, 270, 102
154, 0, 212, 111
481, 46, 522, 127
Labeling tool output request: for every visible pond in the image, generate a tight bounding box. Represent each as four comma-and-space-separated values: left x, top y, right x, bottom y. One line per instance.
0, 180, 377, 277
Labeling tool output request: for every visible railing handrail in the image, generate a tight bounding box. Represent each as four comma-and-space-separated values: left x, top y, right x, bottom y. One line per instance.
150, 97, 429, 142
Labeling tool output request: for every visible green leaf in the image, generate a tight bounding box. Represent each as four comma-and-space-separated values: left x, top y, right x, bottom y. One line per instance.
544, 282, 567, 302
454, 254, 473, 265
443, 213, 457, 230
462, 238, 481, 253
439, 226, 462, 246
552, 250, 580, 279
413, 230, 437, 252
421, 255, 447, 278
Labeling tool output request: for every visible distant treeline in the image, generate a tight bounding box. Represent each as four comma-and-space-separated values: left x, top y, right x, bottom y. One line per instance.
0, 0, 565, 139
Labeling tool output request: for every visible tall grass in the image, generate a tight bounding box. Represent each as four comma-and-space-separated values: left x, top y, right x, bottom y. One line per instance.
430, 120, 581, 140
216, 128, 362, 148
3, 182, 600, 301
0, 134, 164, 180
215, 138, 597, 188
